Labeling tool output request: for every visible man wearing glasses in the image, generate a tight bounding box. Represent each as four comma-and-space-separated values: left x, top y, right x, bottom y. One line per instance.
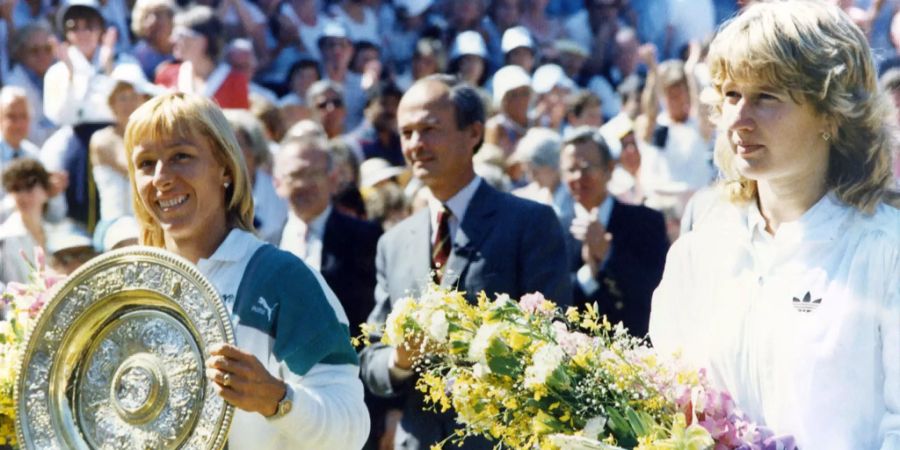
559, 126, 669, 338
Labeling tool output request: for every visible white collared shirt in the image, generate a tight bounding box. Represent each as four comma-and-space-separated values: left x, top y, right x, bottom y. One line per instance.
279, 204, 331, 271
427, 176, 482, 244
574, 195, 614, 292
650, 193, 900, 449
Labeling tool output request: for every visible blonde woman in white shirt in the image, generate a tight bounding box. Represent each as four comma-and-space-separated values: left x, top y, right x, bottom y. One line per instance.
649, 2, 900, 449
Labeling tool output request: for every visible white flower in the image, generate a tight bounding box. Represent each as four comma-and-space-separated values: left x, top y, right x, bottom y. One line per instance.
427, 310, 449, 342
524, 343, 565, 389
582, 415, 607, 439
385, 297, 415, 344
468, 323, 502, 365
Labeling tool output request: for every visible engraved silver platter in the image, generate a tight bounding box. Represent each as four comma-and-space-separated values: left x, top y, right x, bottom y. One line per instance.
14, 246, 235, 450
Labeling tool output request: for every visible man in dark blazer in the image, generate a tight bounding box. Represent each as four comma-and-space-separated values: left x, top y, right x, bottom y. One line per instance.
274, 133, 390, 449
559, 127, 669, 338
359, 75, 572, 450
274, 133, 382, 334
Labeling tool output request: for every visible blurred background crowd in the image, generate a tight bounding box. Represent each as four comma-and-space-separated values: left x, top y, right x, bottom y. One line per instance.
1, 0, 900, 447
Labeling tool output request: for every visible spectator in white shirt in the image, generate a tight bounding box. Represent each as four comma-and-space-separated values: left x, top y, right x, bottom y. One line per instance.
650, 2, 900, 448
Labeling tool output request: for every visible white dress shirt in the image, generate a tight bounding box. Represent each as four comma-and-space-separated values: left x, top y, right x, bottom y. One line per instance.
427, 176, 482, 244
574, 195, 614, 294
279, 204, 331, 271
650, 193, 900, 449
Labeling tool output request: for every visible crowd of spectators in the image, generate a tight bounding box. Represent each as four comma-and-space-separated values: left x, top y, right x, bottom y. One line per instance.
2, 0, 900, 448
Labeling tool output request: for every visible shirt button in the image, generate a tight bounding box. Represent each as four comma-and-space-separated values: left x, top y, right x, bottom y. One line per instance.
757, 275, 764, 285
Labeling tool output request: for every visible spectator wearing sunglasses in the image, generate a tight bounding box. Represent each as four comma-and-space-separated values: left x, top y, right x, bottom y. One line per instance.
307, 79, 347, 141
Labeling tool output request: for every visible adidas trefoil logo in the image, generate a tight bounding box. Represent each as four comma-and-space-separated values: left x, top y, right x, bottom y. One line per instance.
792, 291, 822, 313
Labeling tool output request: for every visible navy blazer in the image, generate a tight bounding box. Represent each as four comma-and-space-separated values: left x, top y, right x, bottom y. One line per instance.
565, 199, 669, 337
360, 180, 572, 450
320, 209, 382, 336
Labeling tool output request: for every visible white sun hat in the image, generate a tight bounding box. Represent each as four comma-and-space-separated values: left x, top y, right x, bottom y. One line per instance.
491, 65, 532, 109
501, 26, 535, 54
450, 30, 488, 60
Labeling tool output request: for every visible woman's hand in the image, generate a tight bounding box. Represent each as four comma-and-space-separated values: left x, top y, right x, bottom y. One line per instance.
205, 343, 287, 417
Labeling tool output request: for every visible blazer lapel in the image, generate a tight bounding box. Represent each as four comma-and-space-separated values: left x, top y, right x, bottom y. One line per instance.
440, 182, 498, 289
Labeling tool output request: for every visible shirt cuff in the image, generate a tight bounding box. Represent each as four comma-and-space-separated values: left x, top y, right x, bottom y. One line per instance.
387, 348, 414, 383
577, 263, 600, 294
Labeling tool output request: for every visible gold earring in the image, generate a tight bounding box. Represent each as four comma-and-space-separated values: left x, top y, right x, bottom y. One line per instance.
822, 132, 832, 142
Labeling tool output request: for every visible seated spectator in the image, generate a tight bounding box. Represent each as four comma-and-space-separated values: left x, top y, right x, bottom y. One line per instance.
564, 90, 604, 132
46, 227, 97, 275
5, 21, 57, 145
317, 20, 366, 130
362, 182, 408, 231
330, 0, 381, 45
130, 0, 176, 80
225, 38, 279, 104
155, 5, 250, 109
279, 57, 321, 126
1, 87, 42, 221
0, 159, 53, 284
501, 25, 537, 74
351, 40, 383, 91
531, 64, 576, 130
488, 0, 521, 37
448, 30, 490, 87
520, 0, 564, 54
511, 127, 573, 220
601, 114, 645, 205
355, 82, 404, 166
307, 80, 348, 141
89, 64, 158, 227
394, 37, 446, 90
44, 0, 127, 127
382, 0, 437, 74
223, 109, 287, 244
250, 94, 288, 148
42, 0, 130, 231
639, 57, 716, 201
485, 65, 532, 158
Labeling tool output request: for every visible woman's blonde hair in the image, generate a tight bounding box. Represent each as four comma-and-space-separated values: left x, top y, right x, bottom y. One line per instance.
706, 0, 894, 212
124, 93, 255, 247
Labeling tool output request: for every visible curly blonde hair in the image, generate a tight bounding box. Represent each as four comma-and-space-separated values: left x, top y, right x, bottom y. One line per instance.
124, 93, 255, 247
706, 0, 894, 212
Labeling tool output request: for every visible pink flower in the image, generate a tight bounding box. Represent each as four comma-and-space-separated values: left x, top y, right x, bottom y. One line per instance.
519, 292, 546, 314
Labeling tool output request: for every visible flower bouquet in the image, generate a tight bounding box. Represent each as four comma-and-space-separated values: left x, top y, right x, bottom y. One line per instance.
0, 250, 64, 447
361, 286, 795, 450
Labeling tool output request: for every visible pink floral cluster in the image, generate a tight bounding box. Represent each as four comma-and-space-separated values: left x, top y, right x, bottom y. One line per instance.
674, 371, 796, 450
1, 248, 64, 319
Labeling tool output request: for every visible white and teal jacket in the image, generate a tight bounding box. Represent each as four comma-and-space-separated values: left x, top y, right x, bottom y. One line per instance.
197, 229, 369, 449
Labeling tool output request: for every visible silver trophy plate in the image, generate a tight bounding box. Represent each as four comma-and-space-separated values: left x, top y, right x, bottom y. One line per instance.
15, 247, 235, 450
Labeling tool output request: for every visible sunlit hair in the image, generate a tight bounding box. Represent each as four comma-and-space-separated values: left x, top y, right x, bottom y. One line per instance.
123, 93, 254, 247
131, 0, 176, 38
706, 0, 894, 212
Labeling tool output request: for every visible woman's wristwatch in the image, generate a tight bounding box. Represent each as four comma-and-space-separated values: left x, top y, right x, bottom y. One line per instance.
269, 384, 293, 419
